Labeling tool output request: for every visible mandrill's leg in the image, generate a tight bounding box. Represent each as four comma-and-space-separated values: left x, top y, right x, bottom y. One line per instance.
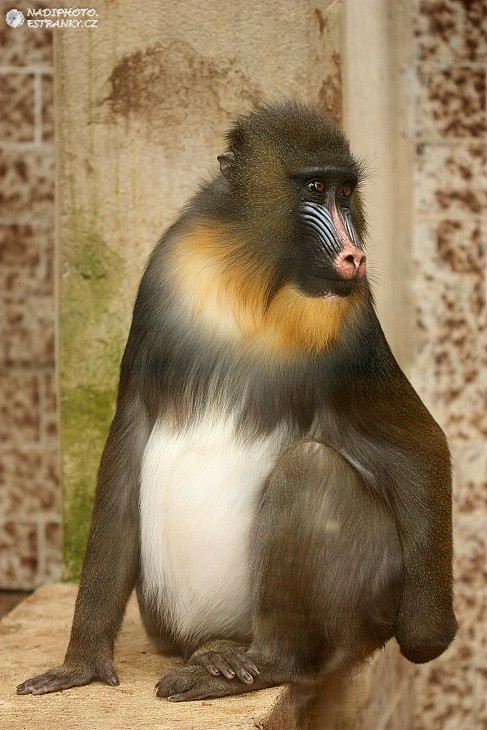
156, 440, 403, 702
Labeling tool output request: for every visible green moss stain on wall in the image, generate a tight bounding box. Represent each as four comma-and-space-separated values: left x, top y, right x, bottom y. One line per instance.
60, 214, 128, 580
61, 218, 126, 389
61, 387, 116, 581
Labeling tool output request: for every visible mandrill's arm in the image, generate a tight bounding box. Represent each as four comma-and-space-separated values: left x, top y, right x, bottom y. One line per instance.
330, 319, 457, 664
17, 385, 149, 695
378, 377, 457, 663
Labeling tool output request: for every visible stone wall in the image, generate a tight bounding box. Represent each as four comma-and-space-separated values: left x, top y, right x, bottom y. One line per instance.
408, 2, 487, 728
0, 1, 61, 589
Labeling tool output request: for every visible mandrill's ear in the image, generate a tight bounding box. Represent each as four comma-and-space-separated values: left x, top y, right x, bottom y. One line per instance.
217, 151, 235, 179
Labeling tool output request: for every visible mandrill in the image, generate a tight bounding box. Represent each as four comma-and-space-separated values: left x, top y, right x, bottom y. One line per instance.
18, 101, 456, 702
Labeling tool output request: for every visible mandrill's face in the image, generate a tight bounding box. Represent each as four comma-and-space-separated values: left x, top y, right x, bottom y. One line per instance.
288, 164, 366, 299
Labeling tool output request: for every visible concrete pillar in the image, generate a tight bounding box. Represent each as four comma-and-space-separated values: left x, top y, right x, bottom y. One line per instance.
342, 0, 414, 366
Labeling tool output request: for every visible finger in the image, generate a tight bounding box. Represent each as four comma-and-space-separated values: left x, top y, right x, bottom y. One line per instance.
105, 672, 120, 686
167, 688, 210, 702
212, 657, 235, 679
200, 657, 221, 676
235, 668, 254, 685
17, 672, 64, 695
236, 652, 260, 676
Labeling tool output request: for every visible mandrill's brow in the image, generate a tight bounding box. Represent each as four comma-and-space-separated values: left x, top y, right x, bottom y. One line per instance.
289, 165, 359, 184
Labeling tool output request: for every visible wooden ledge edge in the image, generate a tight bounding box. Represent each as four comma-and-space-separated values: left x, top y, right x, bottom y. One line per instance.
0, 583, 296, 729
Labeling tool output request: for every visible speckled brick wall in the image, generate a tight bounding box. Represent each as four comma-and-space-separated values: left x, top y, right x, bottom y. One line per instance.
0, 3, 61, 589
409, 1, 486, 728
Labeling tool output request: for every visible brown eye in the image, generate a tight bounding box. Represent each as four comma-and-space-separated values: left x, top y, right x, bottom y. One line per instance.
308, 180, 325, 193
342, 184, 352, 197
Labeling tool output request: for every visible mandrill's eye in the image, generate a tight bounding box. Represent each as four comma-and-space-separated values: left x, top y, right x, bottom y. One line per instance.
341, 184, 353, 198
307, 180, 325, 194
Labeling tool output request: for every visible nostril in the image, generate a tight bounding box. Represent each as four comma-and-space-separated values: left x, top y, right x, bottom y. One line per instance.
335, 248, 367, 280
343, 253, 365, 271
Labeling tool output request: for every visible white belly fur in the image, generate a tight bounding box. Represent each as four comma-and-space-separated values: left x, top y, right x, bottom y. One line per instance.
140, 413, 286, 642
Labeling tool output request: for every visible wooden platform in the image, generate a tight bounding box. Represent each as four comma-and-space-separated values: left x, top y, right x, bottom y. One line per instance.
0, 584, 296, 730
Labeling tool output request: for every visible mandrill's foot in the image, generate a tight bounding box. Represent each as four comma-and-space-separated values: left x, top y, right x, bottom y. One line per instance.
156, 642, 291, 702
156, 664, 246, 701
17, 661, 119, 696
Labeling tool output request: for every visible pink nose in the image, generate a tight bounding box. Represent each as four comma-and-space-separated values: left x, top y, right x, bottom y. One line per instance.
334, 247, 367, 280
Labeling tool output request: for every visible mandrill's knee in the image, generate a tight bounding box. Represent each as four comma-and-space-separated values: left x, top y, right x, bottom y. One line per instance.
270, 440, 355, 490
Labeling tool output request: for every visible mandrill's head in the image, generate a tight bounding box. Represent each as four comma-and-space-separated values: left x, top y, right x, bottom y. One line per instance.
176, 101, 371, 357
217, 100, 368, 301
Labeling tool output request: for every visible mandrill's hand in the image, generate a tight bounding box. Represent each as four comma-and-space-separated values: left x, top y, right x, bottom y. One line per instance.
17, 659, 119, 695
